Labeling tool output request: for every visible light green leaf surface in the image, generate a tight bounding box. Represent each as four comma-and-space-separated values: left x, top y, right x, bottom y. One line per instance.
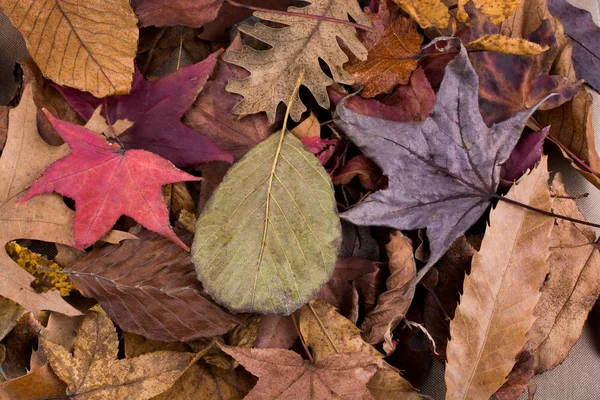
191, 131, 341, 315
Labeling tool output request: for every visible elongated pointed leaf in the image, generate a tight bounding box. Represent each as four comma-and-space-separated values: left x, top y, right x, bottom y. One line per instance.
191, 132, 341, 315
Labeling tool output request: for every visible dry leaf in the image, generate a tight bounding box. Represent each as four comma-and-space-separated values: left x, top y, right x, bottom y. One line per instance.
367, 368, 422, 400
66, 227, 241, 342
466, 34, 548, 55
221, 345, 378, 400
43, 305, 198, 400
445, 158, 554, 400
345, 0, 422, 97
457, 0, 520, 24
392, 0, 450, 29
255, 315, 298, 349
0, 297, 24, 342
528, 174, 600, 373
223, 0, 371, 122
291, 112, 321, 139
299, 299, 383, 361
1, 0, 138, 97
494, 345, 535, 400
132, 0, 221, 28
361, 232, 416, 354
0, 363, 67, 400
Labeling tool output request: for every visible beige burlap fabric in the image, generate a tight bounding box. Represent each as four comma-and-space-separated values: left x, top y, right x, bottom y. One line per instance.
0, 1, 597, 399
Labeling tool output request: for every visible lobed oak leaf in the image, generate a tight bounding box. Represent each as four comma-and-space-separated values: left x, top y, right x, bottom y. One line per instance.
223, 0, 372, 122
445, 158, 554, 400
345, 0, 422, 97
43, 305, 198, 400
132, 0, 221, 28
184, 35, 276, 162
18, 111, 199, 250
221, 345, 378, 400
528, 174, 600, 373
65, 227, 241, 342
0, 0, 138, 98
335, 40, 551, 277
56, 51, 233, 168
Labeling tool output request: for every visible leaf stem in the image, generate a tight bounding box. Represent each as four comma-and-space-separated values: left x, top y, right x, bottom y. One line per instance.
491, 193, 600, 229
222, 0, 372, 31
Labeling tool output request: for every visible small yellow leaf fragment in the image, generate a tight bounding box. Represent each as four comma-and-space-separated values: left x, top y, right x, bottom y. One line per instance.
393, 0, 450, 29
458, 0, 520, 25
466, 34, 549, 56
6, 242, 74, 296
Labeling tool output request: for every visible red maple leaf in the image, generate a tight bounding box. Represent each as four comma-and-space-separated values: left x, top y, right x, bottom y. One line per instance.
55, 50, 233, 168
18, 111, 200, 251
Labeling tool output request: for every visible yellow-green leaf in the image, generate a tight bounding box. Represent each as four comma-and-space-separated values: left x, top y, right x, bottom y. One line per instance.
191, 132, 341, 315
1, 0, 138, 97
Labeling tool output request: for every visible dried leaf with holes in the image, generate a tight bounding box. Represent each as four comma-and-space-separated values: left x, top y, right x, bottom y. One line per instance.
445, 158, 554, 400
0, 0, 138, 97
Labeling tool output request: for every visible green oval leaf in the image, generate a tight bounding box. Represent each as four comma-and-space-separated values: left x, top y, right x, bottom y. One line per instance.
191, 132, 341, 315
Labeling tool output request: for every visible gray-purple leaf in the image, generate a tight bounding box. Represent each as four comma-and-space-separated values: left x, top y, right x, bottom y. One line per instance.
548, 0, 600, 93
335, 41, 552, 281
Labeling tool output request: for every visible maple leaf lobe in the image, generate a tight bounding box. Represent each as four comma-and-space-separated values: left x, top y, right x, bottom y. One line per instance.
18, 111, 199, 251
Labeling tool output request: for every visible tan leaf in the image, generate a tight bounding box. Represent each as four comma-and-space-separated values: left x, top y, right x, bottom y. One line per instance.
445, 157, 554, 400
500, 0, 550, 39
223, 0, 371, 122
0, 106, 9, 152
41, 312, 83, 352
299, 299, 383, 361
361, 232, 416, 354
0, 297, 24, 342
392, 0, 450, 29
221, 345, 378, 400
1, 363, 67, 400
291, 111, 321, 139
43, 305, 197, 400
345, 0, 422, 97
457, 0, 520, 24
1, 0, 138, 98
367, 368, 421, 400
528, 174, 600, 373
466, 34, 549, 56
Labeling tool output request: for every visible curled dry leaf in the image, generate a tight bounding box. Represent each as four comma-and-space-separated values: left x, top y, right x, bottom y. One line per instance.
0, 0, 138, 97
445, 158, 554, 400
42, 305, 198, 400
18, 111, 200, 251
345, 0, 422, 97
335, 41, 550, 278
192, 131, 341, 315
223, 0, 371, 122
528, 174, 600, 373
465, 34, 549, 56
361, 232, 416, 354
221, 345, 378, 400
333, 155, 388, 192
66, 227, 241, 342
494, 345, 535, 400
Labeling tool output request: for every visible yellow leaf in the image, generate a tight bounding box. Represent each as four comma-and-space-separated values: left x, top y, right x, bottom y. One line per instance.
458, 0, 520, 25
392, 0, 450, 29
1, 0, 138, 97
6, 242, 74, 296
466, 34, 549, 56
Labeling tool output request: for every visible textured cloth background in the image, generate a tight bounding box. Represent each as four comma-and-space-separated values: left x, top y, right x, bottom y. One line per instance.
0, 1, 598, 399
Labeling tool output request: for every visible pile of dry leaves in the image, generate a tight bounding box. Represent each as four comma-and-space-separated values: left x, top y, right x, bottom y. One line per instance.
0, 0, 599, 398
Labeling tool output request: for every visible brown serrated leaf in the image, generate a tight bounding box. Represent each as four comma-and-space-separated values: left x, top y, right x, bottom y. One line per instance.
361, 232, 416, 354
299, 299, 383, 361
528, 174, 600, 373
223, 0, 371, 122
1, 0, 138, 97
346, 0, 422, 97
43, 305, 197, 400
445, 158, 554, 400
66, 227, 241, 342
221, 345, 378, 400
